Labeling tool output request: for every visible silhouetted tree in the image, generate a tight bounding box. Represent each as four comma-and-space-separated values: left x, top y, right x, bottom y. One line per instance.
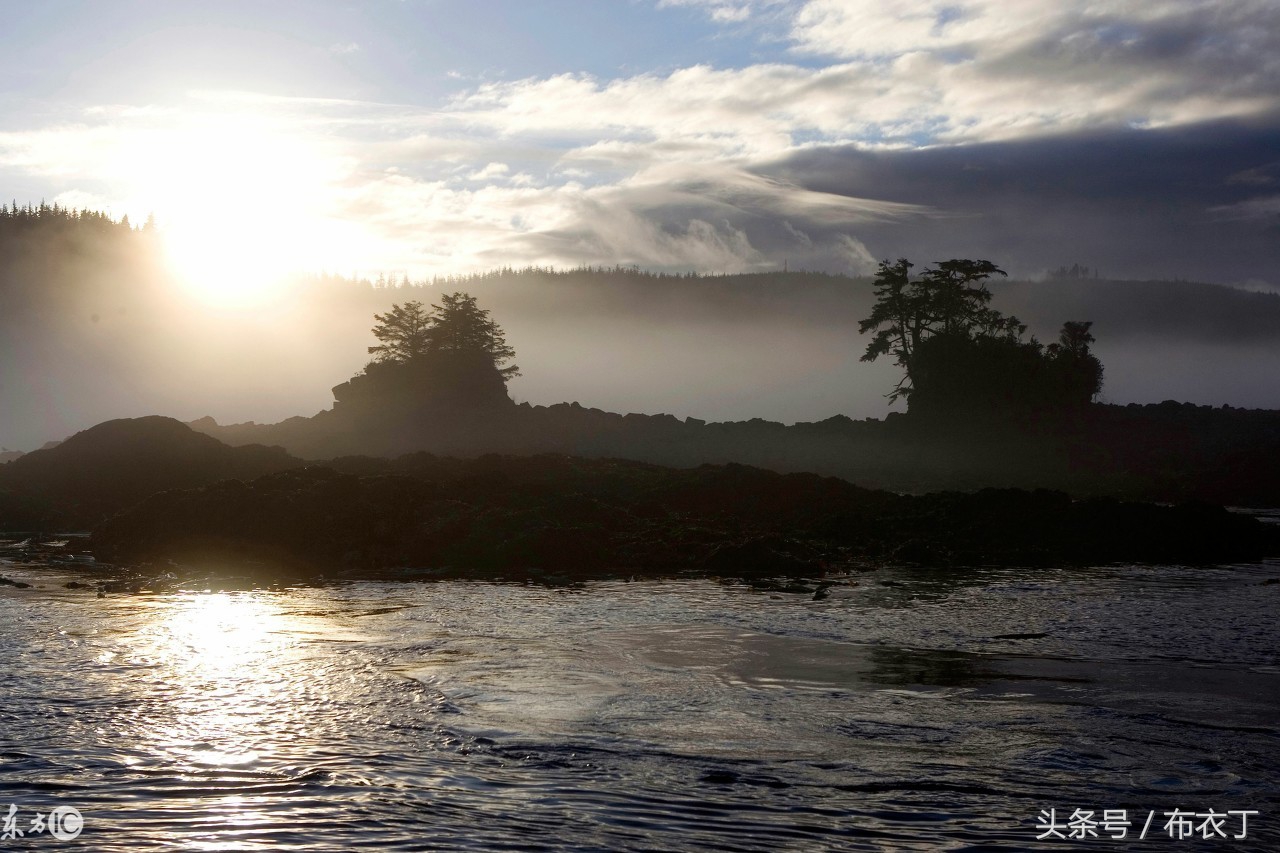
348, 291, 521, 419
1050, 263, 1098, 280
369, 294, 518, 379
860, 258, 1101, 415
426, 292, 520, 379
859, 258, 1015, 402
857, 259, 921, 401
1046, 320, 1104, 404
368, 300, 433, 363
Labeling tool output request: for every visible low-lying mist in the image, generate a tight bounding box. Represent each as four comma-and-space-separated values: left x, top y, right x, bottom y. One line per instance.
4, 210, 1280, 452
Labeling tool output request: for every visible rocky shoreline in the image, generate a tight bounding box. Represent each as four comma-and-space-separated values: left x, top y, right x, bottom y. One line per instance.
2, 417, 1278, 589
91, 452, 1279, 584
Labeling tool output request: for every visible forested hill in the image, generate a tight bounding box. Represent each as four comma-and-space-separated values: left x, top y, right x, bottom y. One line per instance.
6, 201, 1280, 337
5, 202, 1279, 338
993, 278, 1280, 345
0, 202, 158, 317
3, 202, 1280, 452
0, 204, 172, 454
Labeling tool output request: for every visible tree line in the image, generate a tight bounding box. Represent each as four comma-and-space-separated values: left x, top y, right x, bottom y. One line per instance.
0, 201, 155, 235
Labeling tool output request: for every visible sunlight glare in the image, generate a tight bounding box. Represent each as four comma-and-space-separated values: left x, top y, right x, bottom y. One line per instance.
162, 591, 279, 673
122, 111, 353, 308
142, 592, 296, 770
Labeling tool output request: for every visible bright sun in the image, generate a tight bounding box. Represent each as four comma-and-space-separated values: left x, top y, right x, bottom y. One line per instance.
123, 110, 355, 308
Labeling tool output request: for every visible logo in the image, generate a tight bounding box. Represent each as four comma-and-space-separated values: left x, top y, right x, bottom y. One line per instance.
46, 807, 83, 841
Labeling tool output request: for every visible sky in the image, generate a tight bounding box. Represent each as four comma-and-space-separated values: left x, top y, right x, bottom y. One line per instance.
1, 0, 1279, 286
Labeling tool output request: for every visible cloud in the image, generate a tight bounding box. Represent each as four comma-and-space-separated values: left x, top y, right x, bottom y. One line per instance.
766, 114, 1280, 284
0, 80, 941, 276
781, 220, 811, 247
3, 2, 1278, 283
442, 2, 1280, 155
491, 161, 927, 273
657, 0, 776, 23
467, 161, 510, 181
519, 207, 767, 271
329, 42, 361, 55
1209, 194, 1280, 222
787, 0, 1280, 139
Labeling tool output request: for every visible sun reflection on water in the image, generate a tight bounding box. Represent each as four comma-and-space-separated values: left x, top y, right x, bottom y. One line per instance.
158, 592, 279, 672
82, 590, 370, 849
136, 592, 300, 770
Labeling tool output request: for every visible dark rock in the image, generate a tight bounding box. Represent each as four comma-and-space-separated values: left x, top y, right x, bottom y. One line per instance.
704, 537, 821, 578
76, 452, 1280, 581
0, 417, 302, 529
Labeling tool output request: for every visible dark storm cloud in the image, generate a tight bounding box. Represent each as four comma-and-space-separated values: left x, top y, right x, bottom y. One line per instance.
762, 114, 1280, 286
969, 2, 1280, 104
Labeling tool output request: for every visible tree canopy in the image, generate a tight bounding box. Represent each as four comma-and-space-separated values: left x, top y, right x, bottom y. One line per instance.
859, 258, 1018, 403
368, 301, 434, 364
859, 258, 1102, 414
368, 292, 519, 380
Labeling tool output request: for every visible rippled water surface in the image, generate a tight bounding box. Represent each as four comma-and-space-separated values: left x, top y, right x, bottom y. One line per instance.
2, 547, 1278, 850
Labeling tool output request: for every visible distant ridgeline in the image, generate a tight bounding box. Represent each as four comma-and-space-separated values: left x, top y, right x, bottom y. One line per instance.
4, 201, 1280, 337
4, 200, 1280, 367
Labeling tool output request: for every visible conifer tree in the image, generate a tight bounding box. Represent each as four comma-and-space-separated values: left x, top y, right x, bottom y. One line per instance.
368, 300, 433, 363
367, 292, 519, 380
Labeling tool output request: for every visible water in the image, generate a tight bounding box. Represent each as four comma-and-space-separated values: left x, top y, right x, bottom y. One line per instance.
2, 542, 1278, 850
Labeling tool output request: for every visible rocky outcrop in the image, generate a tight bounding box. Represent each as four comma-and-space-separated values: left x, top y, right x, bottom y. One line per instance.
0, 416, 302, 529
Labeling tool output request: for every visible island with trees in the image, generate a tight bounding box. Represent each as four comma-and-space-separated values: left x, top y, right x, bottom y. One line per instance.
1, 243, 1278, 590
170, 260, 1280, 509
858, 259, 1103, 416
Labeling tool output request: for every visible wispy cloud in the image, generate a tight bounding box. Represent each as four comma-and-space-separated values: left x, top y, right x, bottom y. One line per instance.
1, 1, 1277, 280
466, 161, 510, 181
658, 0, 756, 23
